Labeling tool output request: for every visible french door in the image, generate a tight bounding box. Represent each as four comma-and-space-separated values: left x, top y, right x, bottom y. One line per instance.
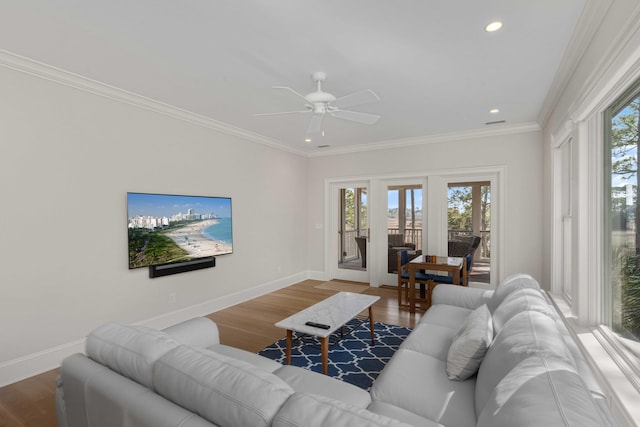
327, 172, 501, 286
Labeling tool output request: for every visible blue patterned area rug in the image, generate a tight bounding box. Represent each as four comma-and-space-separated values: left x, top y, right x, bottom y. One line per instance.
258, 319, 411, 391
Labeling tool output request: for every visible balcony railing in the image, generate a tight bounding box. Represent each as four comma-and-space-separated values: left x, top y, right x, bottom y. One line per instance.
341, 229, 367, 261
341, 228, 491, 263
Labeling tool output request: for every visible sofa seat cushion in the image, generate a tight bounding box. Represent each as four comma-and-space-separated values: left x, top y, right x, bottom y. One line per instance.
400, 323, 456, 361
477, 357, 615, 427
208, 343, 282, 372
153, 345, 293, 427
491, 288, 555, 334
418, 304, 472, 330
273, 365, 371, 408
368, 401, 445, 427
475, 310, 576, 417
447, 304, 493, 381
85, 322, 179, 388
273, 393, 412, 427
370, 349, 476, 427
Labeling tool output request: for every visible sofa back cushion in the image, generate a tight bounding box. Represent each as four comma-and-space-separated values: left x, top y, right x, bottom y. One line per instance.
153, 345, 293, 427
491, 288, 555, 334
486, 274, 540, 312
161, 317, 220, 348
272, 393, 412, 427
474, 311, 575, 417
477, 357, 616, 427
85, 322, 179, 388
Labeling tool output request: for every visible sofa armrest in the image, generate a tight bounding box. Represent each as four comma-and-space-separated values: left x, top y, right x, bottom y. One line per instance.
432, 285, 493, 310
55, 375, 70, 427
162, 317, 220, 348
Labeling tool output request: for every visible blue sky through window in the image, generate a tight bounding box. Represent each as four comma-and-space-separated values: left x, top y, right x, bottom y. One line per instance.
387, 190, 422, 209
611, 103, 639, 188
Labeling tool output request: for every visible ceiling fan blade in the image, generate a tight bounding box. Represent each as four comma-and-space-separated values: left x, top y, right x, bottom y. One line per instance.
272, 86, 308, 101
253, 109, 310, 117
306, 114, 324, 134
331, 109, 380, 125
331, 89, 380, 109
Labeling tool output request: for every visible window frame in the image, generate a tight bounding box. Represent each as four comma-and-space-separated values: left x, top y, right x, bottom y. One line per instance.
551, 40, 640, 424
602, 78, 640, 386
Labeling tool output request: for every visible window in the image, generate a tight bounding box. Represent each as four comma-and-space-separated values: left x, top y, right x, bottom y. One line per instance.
604, 78, 640, 372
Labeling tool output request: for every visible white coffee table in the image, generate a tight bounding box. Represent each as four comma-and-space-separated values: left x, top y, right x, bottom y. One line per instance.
275, 291, 380, 374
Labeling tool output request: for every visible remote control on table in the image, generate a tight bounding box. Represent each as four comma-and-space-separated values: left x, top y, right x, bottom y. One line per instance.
305, 321, 331, 329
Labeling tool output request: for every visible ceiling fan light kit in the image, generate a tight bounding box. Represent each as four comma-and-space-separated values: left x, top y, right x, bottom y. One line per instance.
255, 71, 381, 137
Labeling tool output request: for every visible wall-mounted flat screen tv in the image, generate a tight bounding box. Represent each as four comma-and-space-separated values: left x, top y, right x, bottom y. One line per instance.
127, 192, 233, 269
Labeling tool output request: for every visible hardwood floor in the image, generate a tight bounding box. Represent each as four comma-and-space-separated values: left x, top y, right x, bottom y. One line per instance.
0, 279, 422, 426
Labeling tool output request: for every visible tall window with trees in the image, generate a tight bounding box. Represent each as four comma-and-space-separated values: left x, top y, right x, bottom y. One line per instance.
605, 79, 640, 365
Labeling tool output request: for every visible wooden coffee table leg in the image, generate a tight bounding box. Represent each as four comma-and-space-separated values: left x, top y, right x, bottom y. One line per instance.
320, 336, 329, 375
368, 306, 375, 344
285, 329, 293, 365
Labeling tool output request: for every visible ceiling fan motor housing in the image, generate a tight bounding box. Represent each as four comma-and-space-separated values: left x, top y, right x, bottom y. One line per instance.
304, 91, 336, 104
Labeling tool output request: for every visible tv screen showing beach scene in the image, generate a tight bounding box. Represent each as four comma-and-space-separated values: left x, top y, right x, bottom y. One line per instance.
127, 192, 233, 269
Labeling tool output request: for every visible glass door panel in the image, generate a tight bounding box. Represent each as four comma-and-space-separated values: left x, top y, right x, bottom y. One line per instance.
387, 185, 422, 274
447, 182, 491, 283
338, 187, 368, 272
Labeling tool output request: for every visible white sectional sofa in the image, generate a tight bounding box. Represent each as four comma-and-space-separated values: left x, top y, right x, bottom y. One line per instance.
56, 274, 619, 426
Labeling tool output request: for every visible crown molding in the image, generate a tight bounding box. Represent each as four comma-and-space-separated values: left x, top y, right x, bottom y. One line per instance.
568, 1, 640, 121
307, 122, 541, 158
538, 0, 613, 129
0, 50, 309, 157
0, 49, 541, 160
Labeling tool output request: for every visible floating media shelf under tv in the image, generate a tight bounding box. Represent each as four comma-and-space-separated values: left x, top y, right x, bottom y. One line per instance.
149, 257, 216, 278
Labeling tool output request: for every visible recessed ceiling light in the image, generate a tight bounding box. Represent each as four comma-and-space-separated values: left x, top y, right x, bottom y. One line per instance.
304, 137, 312, 143
490, 108, 500, 114
485, 21, 503, 32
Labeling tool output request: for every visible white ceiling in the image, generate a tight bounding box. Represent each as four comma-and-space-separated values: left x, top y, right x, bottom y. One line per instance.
1, 0, 588, 154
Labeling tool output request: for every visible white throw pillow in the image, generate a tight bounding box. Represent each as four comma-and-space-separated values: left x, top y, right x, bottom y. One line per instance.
446, 304, 493, 381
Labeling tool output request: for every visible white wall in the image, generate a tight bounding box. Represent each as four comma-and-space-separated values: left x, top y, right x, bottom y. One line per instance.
0, 57, 309, 385
307, 129, 544, 284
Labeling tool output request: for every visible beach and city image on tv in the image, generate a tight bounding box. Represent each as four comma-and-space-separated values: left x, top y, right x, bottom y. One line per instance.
127, 192, 233, 269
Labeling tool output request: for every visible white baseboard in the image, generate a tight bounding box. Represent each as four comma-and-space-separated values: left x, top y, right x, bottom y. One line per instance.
137, 271, 309, 330
0, 271, 311, 387
0, 339, 85, 388
307, 270, 328, 281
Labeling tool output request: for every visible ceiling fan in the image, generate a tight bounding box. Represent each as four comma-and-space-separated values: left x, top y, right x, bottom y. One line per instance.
254, 71, 381, 137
